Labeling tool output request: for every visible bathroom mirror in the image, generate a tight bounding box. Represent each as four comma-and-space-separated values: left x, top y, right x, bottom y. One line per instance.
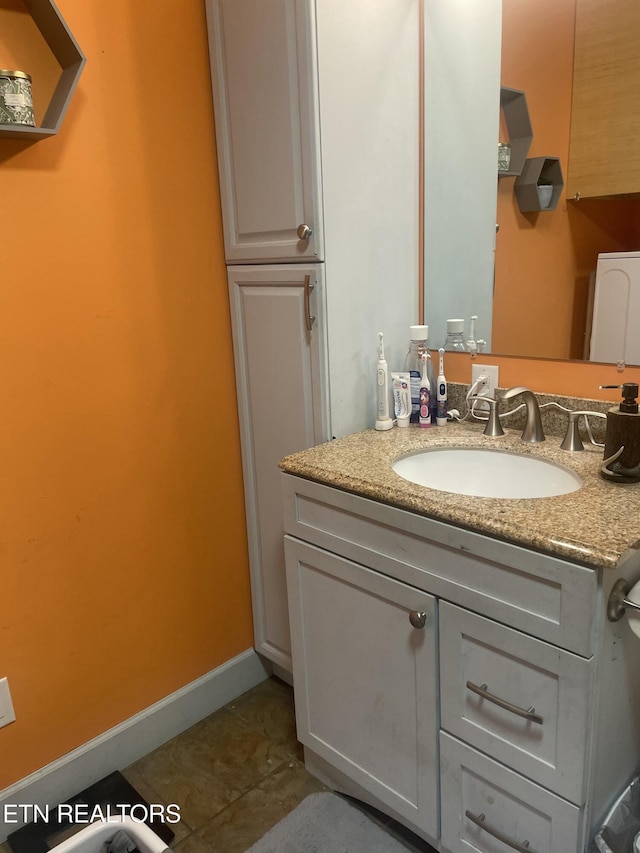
424, 0, 640, 367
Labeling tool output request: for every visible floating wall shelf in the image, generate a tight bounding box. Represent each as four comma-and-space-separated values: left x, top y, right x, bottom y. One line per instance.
515, 157, 564, 212
498, 87, 533, 177
0, 0, 86, 140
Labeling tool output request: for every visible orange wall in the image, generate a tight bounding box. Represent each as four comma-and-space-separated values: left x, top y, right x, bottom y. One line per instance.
0, 0, 253, 787
444, 351, 640, 402
494, 0, 640, 360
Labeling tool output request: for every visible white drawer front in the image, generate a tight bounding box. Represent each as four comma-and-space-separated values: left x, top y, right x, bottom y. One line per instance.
282, 475, 597, 655
440, 601, 593, 804
440, 732, 583, 853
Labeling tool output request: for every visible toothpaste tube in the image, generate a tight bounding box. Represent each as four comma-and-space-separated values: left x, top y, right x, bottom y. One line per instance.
392, 372, 411, 428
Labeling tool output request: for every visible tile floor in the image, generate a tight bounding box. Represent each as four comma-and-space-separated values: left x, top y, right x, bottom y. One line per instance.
1, 676, 431, 852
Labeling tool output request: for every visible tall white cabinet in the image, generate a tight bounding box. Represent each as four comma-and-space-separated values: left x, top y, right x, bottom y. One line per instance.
206, 0, 419, 671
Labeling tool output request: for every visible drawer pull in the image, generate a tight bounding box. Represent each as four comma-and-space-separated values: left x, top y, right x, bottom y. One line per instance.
466, 680, 544, 725
409, 610, 427, 629
465, 810, 534, 852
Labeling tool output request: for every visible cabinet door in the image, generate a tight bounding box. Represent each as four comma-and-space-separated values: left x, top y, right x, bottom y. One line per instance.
285, 536, 439, 840
568, 0, 640, 198
229, 266, 328, 670
206, 0, 323, 262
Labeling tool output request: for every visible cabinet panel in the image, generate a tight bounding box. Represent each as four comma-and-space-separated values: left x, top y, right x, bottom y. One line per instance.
285, 536, 439, 839
229, 267, 328, 670
567, 0, 640, 198
282, 475, 598, 656
440, 732, 583, 853
206, 0, 323, 262
440, 602, 593, 805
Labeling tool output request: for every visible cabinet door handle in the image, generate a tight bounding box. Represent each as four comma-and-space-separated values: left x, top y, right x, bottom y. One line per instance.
297, 223, 313, 240
303, 274, 315, 332
465, 811, 534, 852
466, 681, 543, 725
409, 611, 427, 629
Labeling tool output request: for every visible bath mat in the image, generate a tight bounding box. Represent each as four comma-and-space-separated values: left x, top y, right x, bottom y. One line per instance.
245, 792, 416, 853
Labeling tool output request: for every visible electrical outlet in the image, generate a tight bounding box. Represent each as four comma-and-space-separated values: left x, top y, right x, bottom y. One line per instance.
471, 364, 500, 412
0, 677, 16, 728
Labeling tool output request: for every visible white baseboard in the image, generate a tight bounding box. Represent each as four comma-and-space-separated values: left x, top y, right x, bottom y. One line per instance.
0, 648, 270, 843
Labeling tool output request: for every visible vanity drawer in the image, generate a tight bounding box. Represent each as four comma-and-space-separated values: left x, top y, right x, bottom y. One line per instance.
282, 475, 597, 655
440, 732, 583, 853
440, 601, 593, 804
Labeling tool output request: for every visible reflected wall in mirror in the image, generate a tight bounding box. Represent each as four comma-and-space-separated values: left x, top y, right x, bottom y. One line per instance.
494, 0, 640, 364
424, 0, 640, 367
423, 0, 501, 354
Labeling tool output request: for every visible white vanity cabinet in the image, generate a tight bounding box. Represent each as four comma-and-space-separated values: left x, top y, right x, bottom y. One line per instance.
282, 472, 640, 852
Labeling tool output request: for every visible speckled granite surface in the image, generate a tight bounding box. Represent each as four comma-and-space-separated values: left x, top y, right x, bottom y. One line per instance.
280, 420, 640, 571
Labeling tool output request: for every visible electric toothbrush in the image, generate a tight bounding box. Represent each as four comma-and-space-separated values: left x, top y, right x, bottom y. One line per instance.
466, 315, 478, 354
375, 332, 393, 430
436, 348, 448, 426
419, 352, 431, 428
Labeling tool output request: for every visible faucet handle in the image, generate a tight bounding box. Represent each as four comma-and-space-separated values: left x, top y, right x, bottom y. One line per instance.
560, 411, 585, 452
468, 396, 504, 437
560, 410, 607, 452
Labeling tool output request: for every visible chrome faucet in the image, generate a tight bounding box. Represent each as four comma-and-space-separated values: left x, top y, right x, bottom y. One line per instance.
498, 386, 545, 443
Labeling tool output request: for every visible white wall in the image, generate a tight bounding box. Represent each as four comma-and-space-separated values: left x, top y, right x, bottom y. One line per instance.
316, 0, 420, 438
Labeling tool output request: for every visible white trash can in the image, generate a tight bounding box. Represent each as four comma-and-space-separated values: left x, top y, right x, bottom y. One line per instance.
49, 816, 169, 852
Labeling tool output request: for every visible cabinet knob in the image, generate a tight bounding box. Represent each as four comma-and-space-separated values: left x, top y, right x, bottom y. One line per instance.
297, 224, 313, 240
409, 611, 427, 629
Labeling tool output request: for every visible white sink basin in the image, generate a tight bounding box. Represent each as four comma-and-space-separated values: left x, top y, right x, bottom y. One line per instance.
392, 447, 582, 499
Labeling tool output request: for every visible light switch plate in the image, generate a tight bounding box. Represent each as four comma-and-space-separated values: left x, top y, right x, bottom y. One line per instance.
0, 677, 16, 727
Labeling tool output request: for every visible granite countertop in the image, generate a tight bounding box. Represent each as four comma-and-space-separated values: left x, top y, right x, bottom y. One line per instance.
279, 421, 640, 570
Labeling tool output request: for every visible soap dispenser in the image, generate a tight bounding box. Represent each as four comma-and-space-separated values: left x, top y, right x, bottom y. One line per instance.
601, 382, 640, 482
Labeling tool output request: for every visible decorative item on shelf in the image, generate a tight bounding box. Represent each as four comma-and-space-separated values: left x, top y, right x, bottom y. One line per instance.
514, 156, 564, 213
536, 176, 554, 209
498, 142, 511, 173
0, 0, 86, 140
0, 70, 35, 127
499, 87, 533, 177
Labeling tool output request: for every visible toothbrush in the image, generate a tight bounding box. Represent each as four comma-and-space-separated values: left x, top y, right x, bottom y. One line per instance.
419, 352, 431, 428
466, 315, 478, 354
436, 348, 447, 426
375, 332, 393, 430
